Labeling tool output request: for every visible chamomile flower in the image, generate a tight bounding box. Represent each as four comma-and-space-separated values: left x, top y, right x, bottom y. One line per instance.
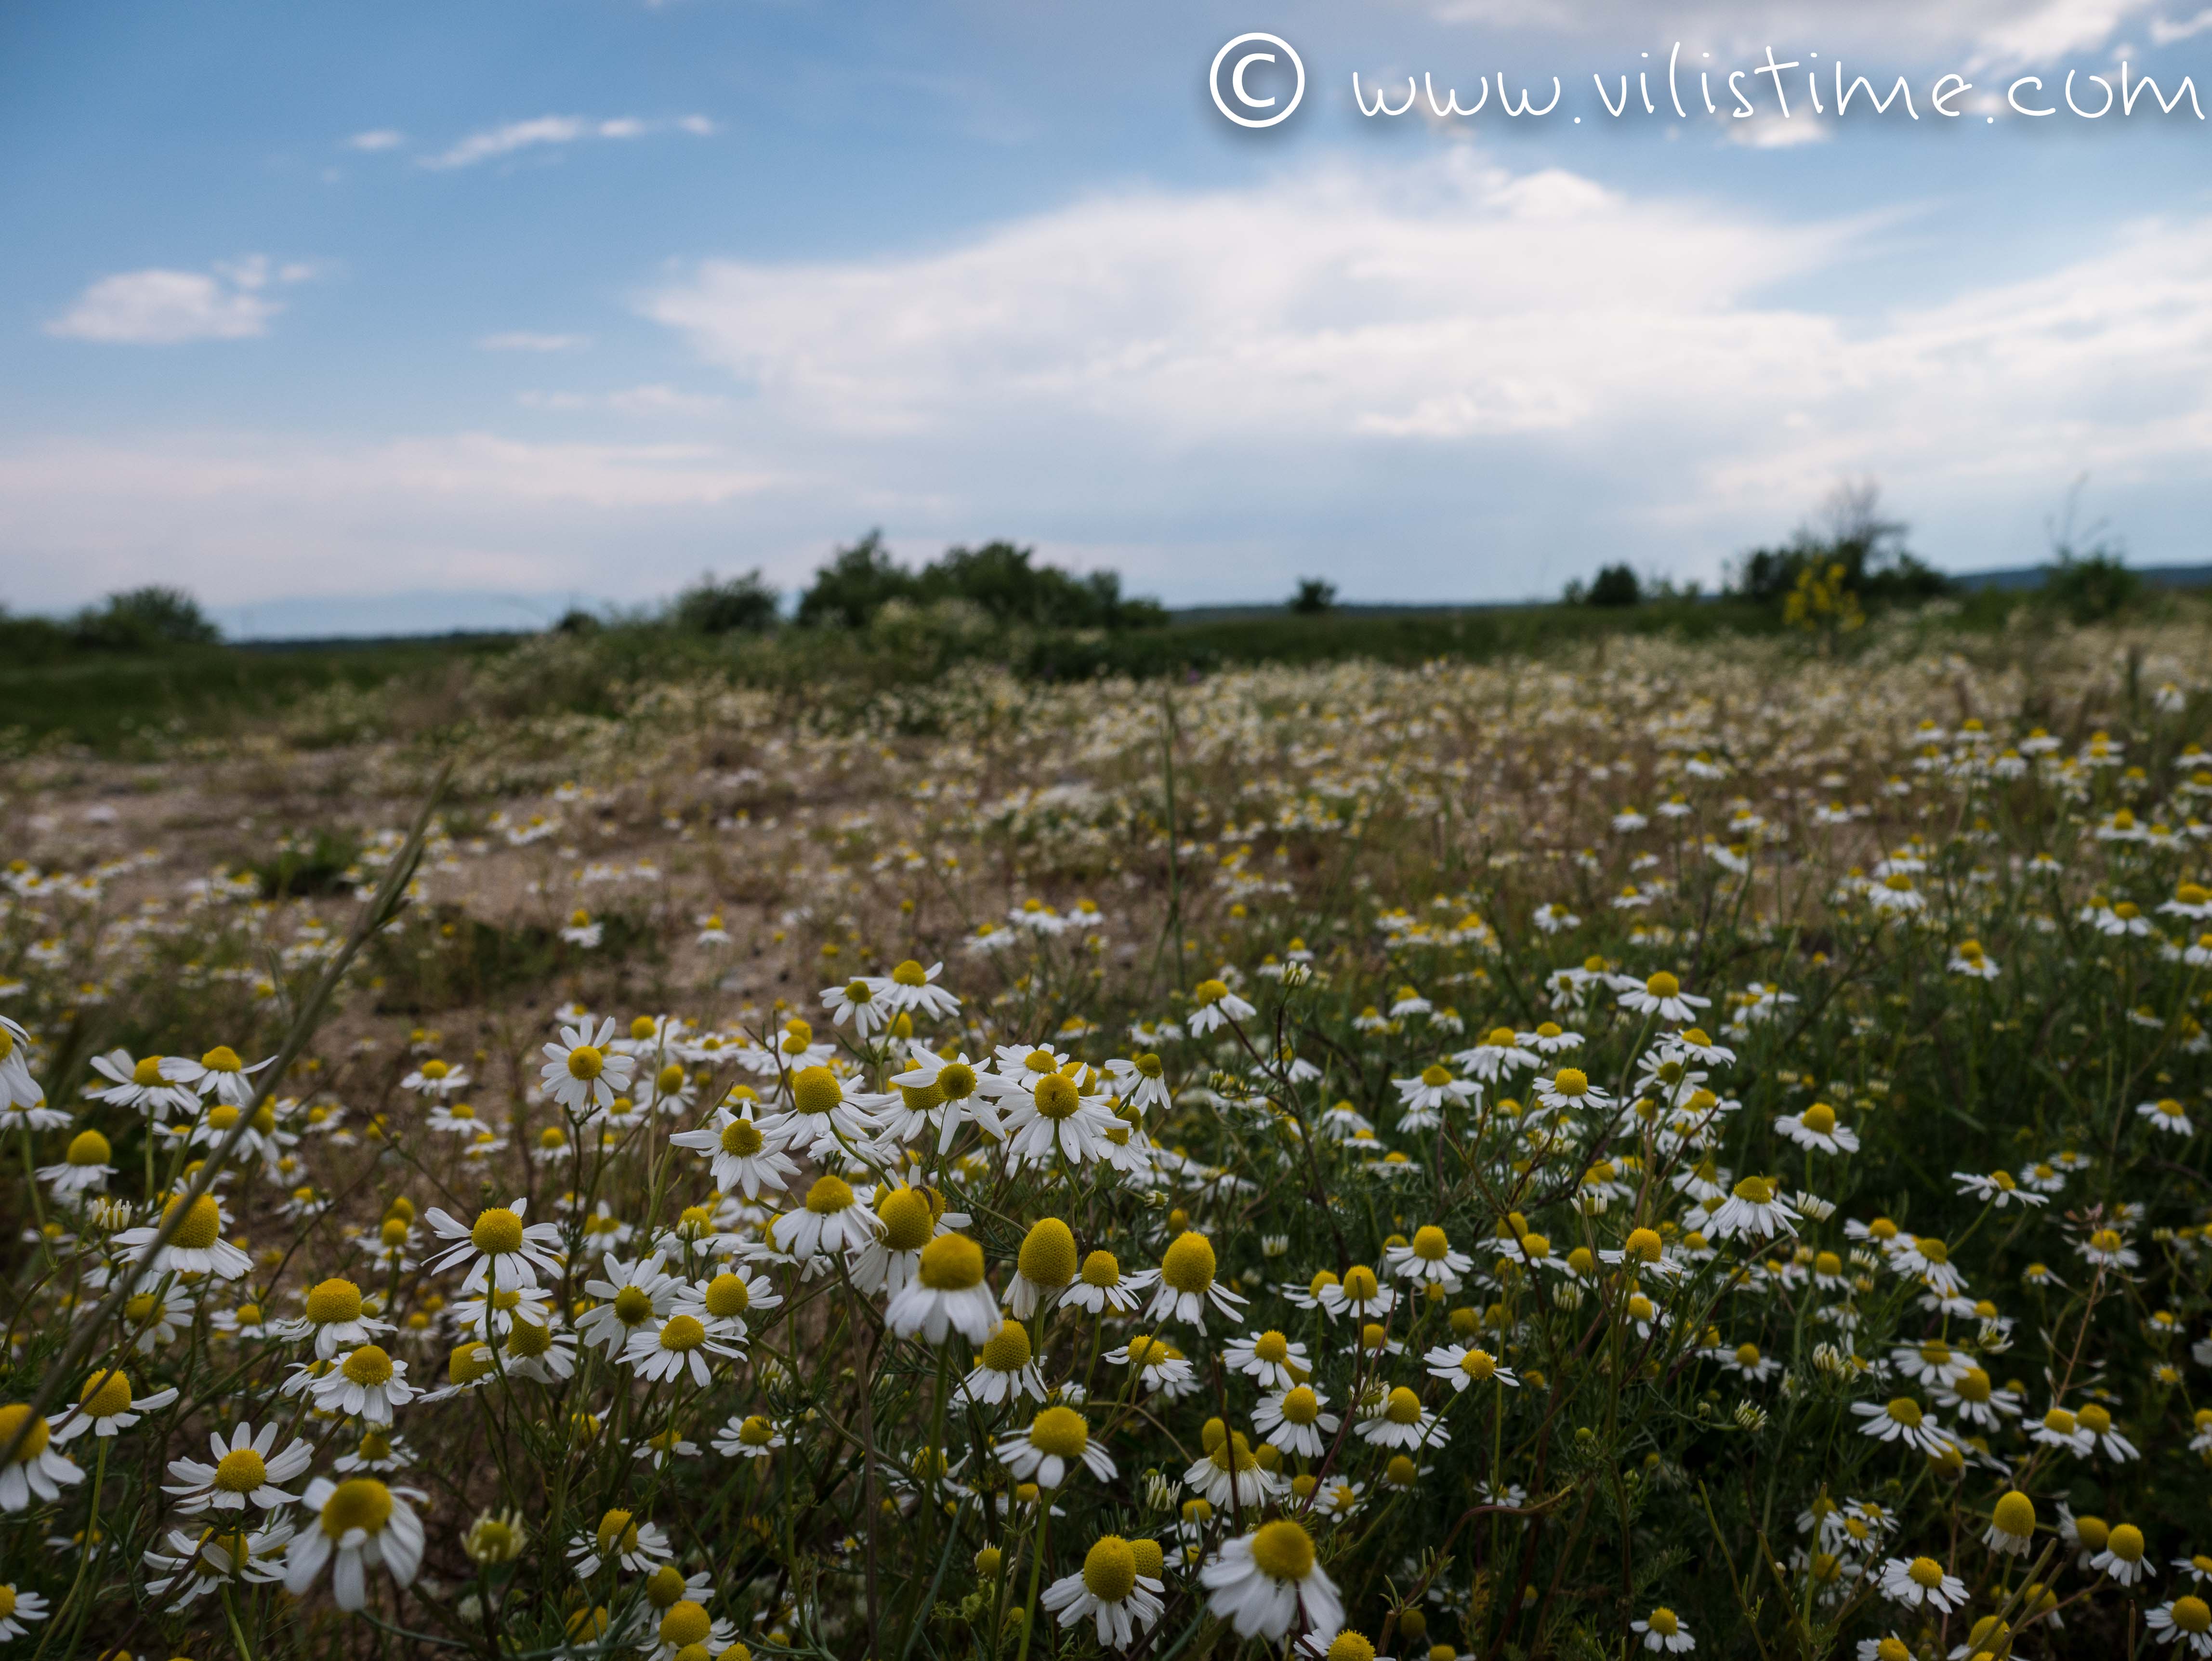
1000, 1066, 1118, 1170
771, 1174, 884, 1263
1706, 1176, 1798, 1242
961, 1320, 1048, 1405
1253, 1385, 1338, 1457
85, 1048, 197, 1119
1776, 1102, 1858, 1155
423, 1198, 564, 1293
998, 1405, 1115, 1489
37, 1129, 115, 1200
625, 1306, 739, 1386
1042, 1534, 1167, 1649
885, 1046, 1000, 1152
2148, 1595, 2212, 1656
539, 1018, 636, 1113
1877, 1555, 1967, 1613
568, 1507, 674, 1579
766, 1064, 882, 1160
1201, 1519, 1343, 1643
166, 1422, 315, 1513
49, 1367, 176, 1440
1186, 1425, 1283, 1509
576, 1253, 682, 1357
884, 1232, 1001, 1345
1225, 1329, 1311, 1391
1392, 1064, 1475, 1128
1384, 1226, 1472, 1291
162, 1043, 275, 1107
1063, 1249, 1143, 1315
882, 958, 961, 1020
2093, 1523, 2155, 1586
670, 1103, 798, 1199
821, 975, 893, 1039
283, 1476, 425, 1611
308, 1345, 415, 1425
1186, 978, 1257, 1036
1633, 1607, 1697, 1653
1852, 1397, 1952, 1456
1356, 1387, 1446, 1450
1106, 1053, 1172, 1116
1620, 971, 1710, 1025
1132, 1231, 1249, 1331
713, 1413, 787, 1459
2139, 1097, 2198, 1137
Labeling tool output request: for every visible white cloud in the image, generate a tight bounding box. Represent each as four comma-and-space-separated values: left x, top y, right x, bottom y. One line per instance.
2152, 5, 2212, 41
45, 256, 317, 344
420, 114, 716, 170
1431, 0, 2170, 70
477, 331, 592, 352
346, 129, 406, 151
1725, 113, 1833, 146
17, 153, 2212, 611
518, 385, 731, 417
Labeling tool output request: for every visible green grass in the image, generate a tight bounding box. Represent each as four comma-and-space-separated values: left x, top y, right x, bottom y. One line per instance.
8, 586, 2196, 757
0, 635, 521, 754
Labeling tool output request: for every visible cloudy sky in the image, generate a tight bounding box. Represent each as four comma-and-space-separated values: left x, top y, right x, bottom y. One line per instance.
5, 0, 2211, 634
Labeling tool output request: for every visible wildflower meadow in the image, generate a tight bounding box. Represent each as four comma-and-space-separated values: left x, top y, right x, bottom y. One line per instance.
5, 616, 2212, 1661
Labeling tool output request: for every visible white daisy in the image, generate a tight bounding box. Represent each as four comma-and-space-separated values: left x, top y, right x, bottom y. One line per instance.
283, 1476, 425, 1612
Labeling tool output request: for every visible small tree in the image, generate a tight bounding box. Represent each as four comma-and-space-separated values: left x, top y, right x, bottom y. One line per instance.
72, 585, 222, 650
672, 569, 779, 635
2041, 477, 2138, 622
1290, 578, 1337, 615
795, 532, 916, 629
1586, 564, 1642, 608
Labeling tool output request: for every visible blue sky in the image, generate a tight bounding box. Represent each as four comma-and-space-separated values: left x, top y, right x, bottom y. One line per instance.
5, 0, 2212, 634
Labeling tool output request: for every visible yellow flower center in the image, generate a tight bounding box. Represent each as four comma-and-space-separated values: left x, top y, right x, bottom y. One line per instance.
566, 1045, 605, 1081
720, 1118, 764, 1156
980, 1321, 1032, 1372
1281, 1385, 1322, 1424
307, 1278, 364, 1325
1732, 1177, 1773, 1205
878, 1187, 936, 1252
1992, 1491, 2036, 1537
342, 1345, 394, 1386
1160, 1231, 1217, 1294
472, 1208, 525, 1254
704, 1275, 751, 1320
1552, 1068, 1589, 1097
164, 1193, 224, 1251
132, 1055, 165, 1086
804, 1175, 855, 1215
1033, 1073, 1081, 1121
1385, 1386, 1423, 1425
1080, 1250, 1121, 1288
893, 960, 929, 987
1253, 1331, 1290, 1364
2110, 1524, 2145, 1563
320, 1477, 394, 1539
790, 1067, 843, 1117
597, 1508, 640, 1556
1248, 1518, 1316, 1581
1907, 1556, 1945, 1589
1027, 1405, 1089, 1461
936, 1062, 977, 1100
1801, 1104, 1836, 1135
66, 1130, 111, 1167
78, 1369, 132, 1418
1342, 1265, 1380, 1301
1082, 1535, 1138, 1602
2172, 1597, 2212, 1636
1886, 1398, 1923, 1427
212, 1450, 266, 1495
917, 1233, 985, 1291
1018, 1217, 1079, 1287
660, 1603, 711, 1647
658, 1316, 707, 1352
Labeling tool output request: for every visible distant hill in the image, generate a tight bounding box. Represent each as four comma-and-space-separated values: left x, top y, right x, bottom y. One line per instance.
1950, 563, 2212, 593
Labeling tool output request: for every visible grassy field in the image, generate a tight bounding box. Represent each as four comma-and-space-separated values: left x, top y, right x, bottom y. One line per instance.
0, 584, 2133, 757
3, 602, 2212, 1659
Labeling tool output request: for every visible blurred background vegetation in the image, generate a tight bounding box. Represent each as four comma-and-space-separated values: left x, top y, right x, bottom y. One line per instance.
0, 479, 2191, 755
